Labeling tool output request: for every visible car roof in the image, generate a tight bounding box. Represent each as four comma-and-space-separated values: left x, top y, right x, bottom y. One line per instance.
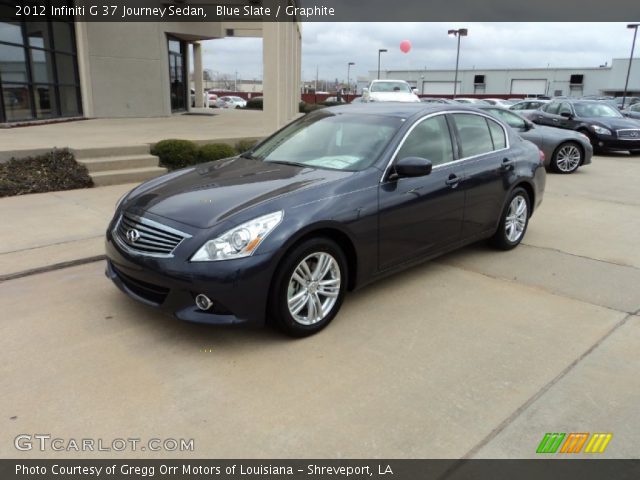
325, 102, 480, 118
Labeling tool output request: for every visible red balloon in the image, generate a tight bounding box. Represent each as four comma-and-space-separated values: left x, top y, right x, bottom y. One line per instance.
400, 40, 411, 53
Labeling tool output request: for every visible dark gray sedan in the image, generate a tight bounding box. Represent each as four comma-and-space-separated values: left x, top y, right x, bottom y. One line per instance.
480, 106, 592, 174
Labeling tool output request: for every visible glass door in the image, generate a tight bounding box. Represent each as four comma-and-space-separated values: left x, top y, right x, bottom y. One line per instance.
167, 37, 186, 112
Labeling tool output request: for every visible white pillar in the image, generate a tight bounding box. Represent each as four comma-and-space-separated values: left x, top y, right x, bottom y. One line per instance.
193, 42, 204, 108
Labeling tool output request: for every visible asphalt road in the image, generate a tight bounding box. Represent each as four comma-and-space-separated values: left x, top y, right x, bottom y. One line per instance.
1, 153, 639, 459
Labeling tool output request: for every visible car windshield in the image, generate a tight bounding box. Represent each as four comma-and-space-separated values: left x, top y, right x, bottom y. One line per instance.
574, 103, 623, 118
251, 112, 403, 171
370, 82, 411, 93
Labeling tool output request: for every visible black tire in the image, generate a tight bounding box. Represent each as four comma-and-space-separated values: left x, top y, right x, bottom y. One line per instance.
491, 187, 530, 250
269, 237, 347, 337
551, 142, 583, 174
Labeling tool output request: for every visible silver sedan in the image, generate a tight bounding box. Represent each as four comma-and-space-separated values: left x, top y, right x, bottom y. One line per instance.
480, 106, 593, 174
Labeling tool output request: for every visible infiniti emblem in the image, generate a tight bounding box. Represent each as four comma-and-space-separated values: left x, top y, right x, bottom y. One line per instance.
126, 229, 140, 243
631, 132, 639, 137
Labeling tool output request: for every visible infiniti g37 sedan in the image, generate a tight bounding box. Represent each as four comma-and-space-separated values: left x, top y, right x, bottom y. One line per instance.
106, 104, 546, 337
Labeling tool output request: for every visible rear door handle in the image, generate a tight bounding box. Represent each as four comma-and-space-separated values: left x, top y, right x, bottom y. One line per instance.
445, 174, 461, 187
500, 158, 514, 171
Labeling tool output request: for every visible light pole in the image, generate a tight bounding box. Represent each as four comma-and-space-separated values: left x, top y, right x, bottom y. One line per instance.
377, 49, 387, 80
448, 28, 468, 98
347, 62, 355, 97
622, 24, 639, 110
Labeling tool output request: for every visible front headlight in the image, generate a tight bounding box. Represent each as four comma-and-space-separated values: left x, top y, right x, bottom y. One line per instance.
190, 211, 284, 262
591, 125, 612, 136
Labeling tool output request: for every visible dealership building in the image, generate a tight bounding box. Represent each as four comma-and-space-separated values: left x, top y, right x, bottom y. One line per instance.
368, 58, 640, 97
0, 1, 301, 130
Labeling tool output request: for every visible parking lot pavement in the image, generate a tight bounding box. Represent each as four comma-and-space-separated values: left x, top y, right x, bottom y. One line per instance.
1, 154, 639, 459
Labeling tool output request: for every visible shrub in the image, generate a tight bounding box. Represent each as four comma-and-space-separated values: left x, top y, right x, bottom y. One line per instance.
235, 139, 258, 152
151, 139, 199, 170
245, 96, 263, 110
0, 149, 93, 197
299, 102, 325, 114
197, 143, 237, 163
322, 100, 343, 107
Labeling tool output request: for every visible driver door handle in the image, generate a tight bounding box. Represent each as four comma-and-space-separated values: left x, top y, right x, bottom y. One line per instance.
445, 174, 461, 187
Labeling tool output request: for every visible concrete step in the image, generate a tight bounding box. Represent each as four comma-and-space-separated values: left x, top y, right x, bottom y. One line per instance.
91, 166, 167, 187
79, 154, 160, 173
72, 144, 151, 160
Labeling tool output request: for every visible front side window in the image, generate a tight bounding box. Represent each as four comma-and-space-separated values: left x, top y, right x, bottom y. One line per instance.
485, 108, 527, 131
452, 113, 495, 158
395, 115, 454, 167
544, 102, 561, 114
252, 112, 403, 171
558, 103, 573, 115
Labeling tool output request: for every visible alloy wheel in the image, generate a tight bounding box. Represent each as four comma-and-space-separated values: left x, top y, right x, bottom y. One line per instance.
287, 252, 341, 325
505, 195, 528, 243
555, 144, 581, 173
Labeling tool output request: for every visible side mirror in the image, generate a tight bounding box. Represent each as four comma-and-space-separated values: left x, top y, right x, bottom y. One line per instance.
523, 120, 535, 131
560, 112, 573, 119
412, 88, 419, 94
390, 157, 433, 180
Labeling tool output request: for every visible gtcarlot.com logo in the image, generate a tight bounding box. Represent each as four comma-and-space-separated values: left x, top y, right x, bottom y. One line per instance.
536, 432, 612, 454
14, 434, 194, 453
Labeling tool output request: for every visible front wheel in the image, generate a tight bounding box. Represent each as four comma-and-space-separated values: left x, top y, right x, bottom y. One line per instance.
270, 238, 347, 337
551, 142, 583, 174
491, 188, 530, 250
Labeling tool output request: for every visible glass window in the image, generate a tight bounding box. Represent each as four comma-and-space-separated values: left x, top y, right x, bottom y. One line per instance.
29, 48, 55, 83
168, 39, 181, 53
0, 21, 23, 45
573, 102, 622, 118
55, 52, 77, 84
2, 83, 32, 121
486, 107, 527, 130
33, 84, 57, 118
544, 102, 561, 114
510, 102, 524, 110
558, 103, 572, 115
452, 113, 495, 158
26, 22, 52, 49
0, 43, 28, 82
59, 85, 80, 116
252, 112, 403, 171
51, 22, 74, 52
396, 115, 454, 166
487, 118, 507, 149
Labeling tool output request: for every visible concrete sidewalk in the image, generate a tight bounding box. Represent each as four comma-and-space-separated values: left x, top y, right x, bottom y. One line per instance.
0, 109, 271, 161
0, 184, 134, 279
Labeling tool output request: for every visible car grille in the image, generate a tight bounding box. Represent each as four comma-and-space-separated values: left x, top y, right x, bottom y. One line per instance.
617, 129, 640, 139
114, 213, 190, 257
112, 265, 169, 305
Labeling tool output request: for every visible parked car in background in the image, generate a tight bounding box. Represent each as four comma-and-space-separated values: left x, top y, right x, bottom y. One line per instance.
206, 91, 218, 107
509, 99, 550, 118
106, 103, 545, 337
215, 96, 247, 109
479, 106, 592, 174
453, 98, 489, 105
420, 97, 456, 104
622, 102, 640, 120
531, 99, 640, 153
190, 89, 210, 108
362, 80, 420, 103
614, 96, 640, 110
483, 98, 516, 107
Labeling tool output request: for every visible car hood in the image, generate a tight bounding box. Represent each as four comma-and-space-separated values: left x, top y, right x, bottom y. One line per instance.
583, 117, 640, 130
535, 124, 590, 142
369, 92, 420, 103
124, 157, 351, 229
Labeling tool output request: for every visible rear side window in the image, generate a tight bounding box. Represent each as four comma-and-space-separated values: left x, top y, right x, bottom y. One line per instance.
452, 113, 495, 158
396, 115, 454, 167
487, 118, 507, 149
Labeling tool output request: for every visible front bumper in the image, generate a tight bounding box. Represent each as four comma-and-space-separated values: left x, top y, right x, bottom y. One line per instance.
105, 231, 278, 326
594, 136, 640, 151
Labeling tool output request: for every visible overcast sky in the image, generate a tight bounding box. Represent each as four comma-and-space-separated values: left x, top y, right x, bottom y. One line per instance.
201, 22, 637, 82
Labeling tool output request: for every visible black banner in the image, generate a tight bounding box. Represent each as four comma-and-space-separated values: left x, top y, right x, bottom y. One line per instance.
1, 0, 640, 22
2, 460, 640, 480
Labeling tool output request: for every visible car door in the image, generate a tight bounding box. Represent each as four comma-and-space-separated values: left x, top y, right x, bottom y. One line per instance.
449, 112, 513, 239
557, 102, 577, 129
378, 113, 465, 270
533, 101, 562, 127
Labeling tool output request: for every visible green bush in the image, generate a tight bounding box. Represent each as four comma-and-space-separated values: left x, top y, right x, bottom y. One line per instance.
235, 139, 258, 152
0, 149, 93, 197
197, 143, 237, 163
322, 100, 343, 107
299, 102, 325, 114
245, 97, 263, 110
151, 139, 199, 170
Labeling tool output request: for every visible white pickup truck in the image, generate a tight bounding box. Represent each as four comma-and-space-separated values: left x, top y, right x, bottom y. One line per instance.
362, 80, 420, 103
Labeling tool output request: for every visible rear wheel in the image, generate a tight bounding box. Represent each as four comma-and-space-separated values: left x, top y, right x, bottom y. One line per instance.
551, 142, 583, 173
270, 238, 347, 337
491, 188, 530, 250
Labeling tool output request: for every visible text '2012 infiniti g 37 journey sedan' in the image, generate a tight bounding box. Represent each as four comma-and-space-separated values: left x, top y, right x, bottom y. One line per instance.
106, 104, 546, 337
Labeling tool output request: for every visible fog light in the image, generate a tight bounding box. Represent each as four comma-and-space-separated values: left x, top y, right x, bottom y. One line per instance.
195, 294, 213, 311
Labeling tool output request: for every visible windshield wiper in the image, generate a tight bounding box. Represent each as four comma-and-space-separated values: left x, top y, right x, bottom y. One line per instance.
240, 151, 260, 160
265, 160, 311, 168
